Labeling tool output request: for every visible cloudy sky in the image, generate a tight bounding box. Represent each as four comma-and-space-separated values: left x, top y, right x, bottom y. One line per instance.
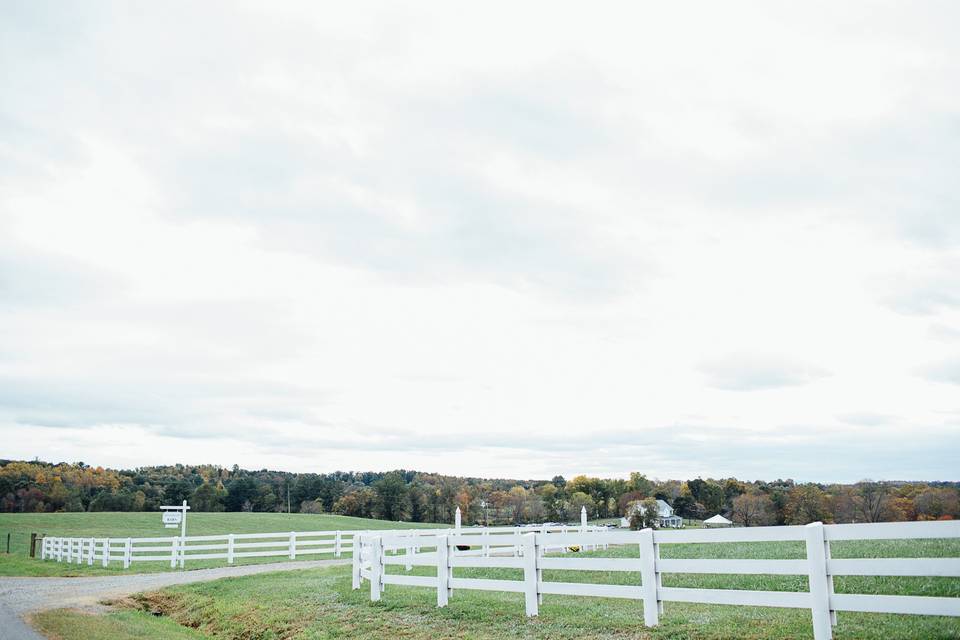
2, 1, 959, 482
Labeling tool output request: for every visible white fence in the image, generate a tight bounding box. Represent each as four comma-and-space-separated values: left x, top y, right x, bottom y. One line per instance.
38, 523, 606, 570
41, 529, 355, 569
354, 520, 960, 640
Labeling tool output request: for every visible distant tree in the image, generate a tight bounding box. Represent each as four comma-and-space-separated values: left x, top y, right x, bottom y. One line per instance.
855, 481, 891, 523
551, 475, 566, 489
629, 497, 660, 529
333, 487, 376, 518
672, 494, 697, 519
785, 484, 831, 524
617, 491, 647, 516
407, 483, 428, 522
373, 472, 409, 521
731, 492, 775, 527
224, 478, 259, 512
915, 488, 960, 520
254, 485, 279, 512
191, 482, 225, 512
164, 480, 194, 506
567, 491, 596, 521
299, 499, 324, 514
628, 473, 654, 496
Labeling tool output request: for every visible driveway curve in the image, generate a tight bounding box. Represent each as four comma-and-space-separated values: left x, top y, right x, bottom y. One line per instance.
0, 558, 351, 640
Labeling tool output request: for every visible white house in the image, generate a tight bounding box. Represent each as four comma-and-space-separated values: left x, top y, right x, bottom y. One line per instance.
623, 499, 684, 528
655, 499, 683, 528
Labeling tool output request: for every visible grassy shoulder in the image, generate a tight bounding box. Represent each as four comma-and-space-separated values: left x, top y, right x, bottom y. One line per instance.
0, 511, 441, 576
29, 539, 960, 640
31, 609, 207, 640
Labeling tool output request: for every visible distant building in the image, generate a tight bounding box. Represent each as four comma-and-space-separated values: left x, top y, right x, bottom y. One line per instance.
704, 514, 733, 527
623, 499, 684, 528
655, 499, 683, 528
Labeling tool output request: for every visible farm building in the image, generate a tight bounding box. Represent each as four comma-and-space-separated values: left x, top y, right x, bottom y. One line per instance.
622, 499, 684, 528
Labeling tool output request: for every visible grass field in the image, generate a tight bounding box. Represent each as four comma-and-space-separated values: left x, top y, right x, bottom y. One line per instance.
26, 537, 960, 639
0, 511, 441, 576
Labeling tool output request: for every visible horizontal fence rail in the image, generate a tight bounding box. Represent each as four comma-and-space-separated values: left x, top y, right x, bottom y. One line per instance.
40, 529, 356, 569
354, 520, 960, 640
38, 523, 607, 571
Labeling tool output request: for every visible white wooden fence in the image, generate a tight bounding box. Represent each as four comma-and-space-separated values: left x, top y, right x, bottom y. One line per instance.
38, 523, 606, 570
40, 529, 355, 569
354, 520, 960, 640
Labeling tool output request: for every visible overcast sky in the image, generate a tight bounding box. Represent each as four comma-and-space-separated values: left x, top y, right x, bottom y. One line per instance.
2, 1, 959, 482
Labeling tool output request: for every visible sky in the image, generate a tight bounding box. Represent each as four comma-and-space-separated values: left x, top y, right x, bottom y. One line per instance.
1, 1, 959, 482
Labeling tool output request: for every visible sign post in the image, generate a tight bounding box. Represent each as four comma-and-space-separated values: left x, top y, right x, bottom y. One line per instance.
160, 500, 190, 568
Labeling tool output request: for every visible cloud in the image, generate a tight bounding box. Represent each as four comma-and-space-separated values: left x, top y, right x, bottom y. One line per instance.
919, 357, 960, 385
880, 269, 960, 316
929, 324, 960, 342
2, 2, 960, 481
698, 354, 830, 391
837, 413, 898, 427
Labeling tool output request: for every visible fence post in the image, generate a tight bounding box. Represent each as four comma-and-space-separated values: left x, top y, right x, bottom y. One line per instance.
482, 530, 489, 557
805, 522, 833, 640
289, 532, 296, 560
639, 528, 659, 627
170, 537, 179, 569
436, 534, 449, 607
352, 535, 362, 589
825, 537, 837, 627
536, 533, 545, 605
655, 536, 664, 615
370, 536, 383, 602
335, 530, 342, 558
522, 532, 539, 616
88, 538, 95, 565
227, 534, 234, 564
445, 535, 455, 599
124, 537, 132, 569
101, 539, 109, 567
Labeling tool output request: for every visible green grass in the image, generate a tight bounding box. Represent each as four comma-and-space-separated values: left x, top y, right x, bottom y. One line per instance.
31, 609, 207, 640
26, 538, 960, 640
0, 511, 441, 576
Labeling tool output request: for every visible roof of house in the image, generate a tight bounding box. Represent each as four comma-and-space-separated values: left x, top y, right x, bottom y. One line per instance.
656, 499, 673, 517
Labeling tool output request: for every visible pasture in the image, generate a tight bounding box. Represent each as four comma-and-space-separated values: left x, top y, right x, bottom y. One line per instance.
31, 537, 960, 640
0, 511, 439, 576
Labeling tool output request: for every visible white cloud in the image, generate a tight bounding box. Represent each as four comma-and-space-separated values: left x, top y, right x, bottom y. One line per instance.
698, 354, 830, 391
1, 1, 959, 481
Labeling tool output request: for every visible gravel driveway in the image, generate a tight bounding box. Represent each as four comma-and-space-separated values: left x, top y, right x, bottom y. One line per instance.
0, 558, 351, 640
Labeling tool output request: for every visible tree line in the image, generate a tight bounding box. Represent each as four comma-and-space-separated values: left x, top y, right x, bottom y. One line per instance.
1, 459, 957, 526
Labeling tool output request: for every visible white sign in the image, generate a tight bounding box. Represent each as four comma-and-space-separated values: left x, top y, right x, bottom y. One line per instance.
163, 511, 182, 525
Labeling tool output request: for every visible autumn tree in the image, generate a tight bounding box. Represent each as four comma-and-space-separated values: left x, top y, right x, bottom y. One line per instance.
731, 491, 774, 527
784, 484, 831, 524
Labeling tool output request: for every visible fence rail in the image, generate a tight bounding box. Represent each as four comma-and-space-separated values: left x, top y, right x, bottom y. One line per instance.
40, 529, 356, 569
38, 523, 607, 570
354, 520, 960, 640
